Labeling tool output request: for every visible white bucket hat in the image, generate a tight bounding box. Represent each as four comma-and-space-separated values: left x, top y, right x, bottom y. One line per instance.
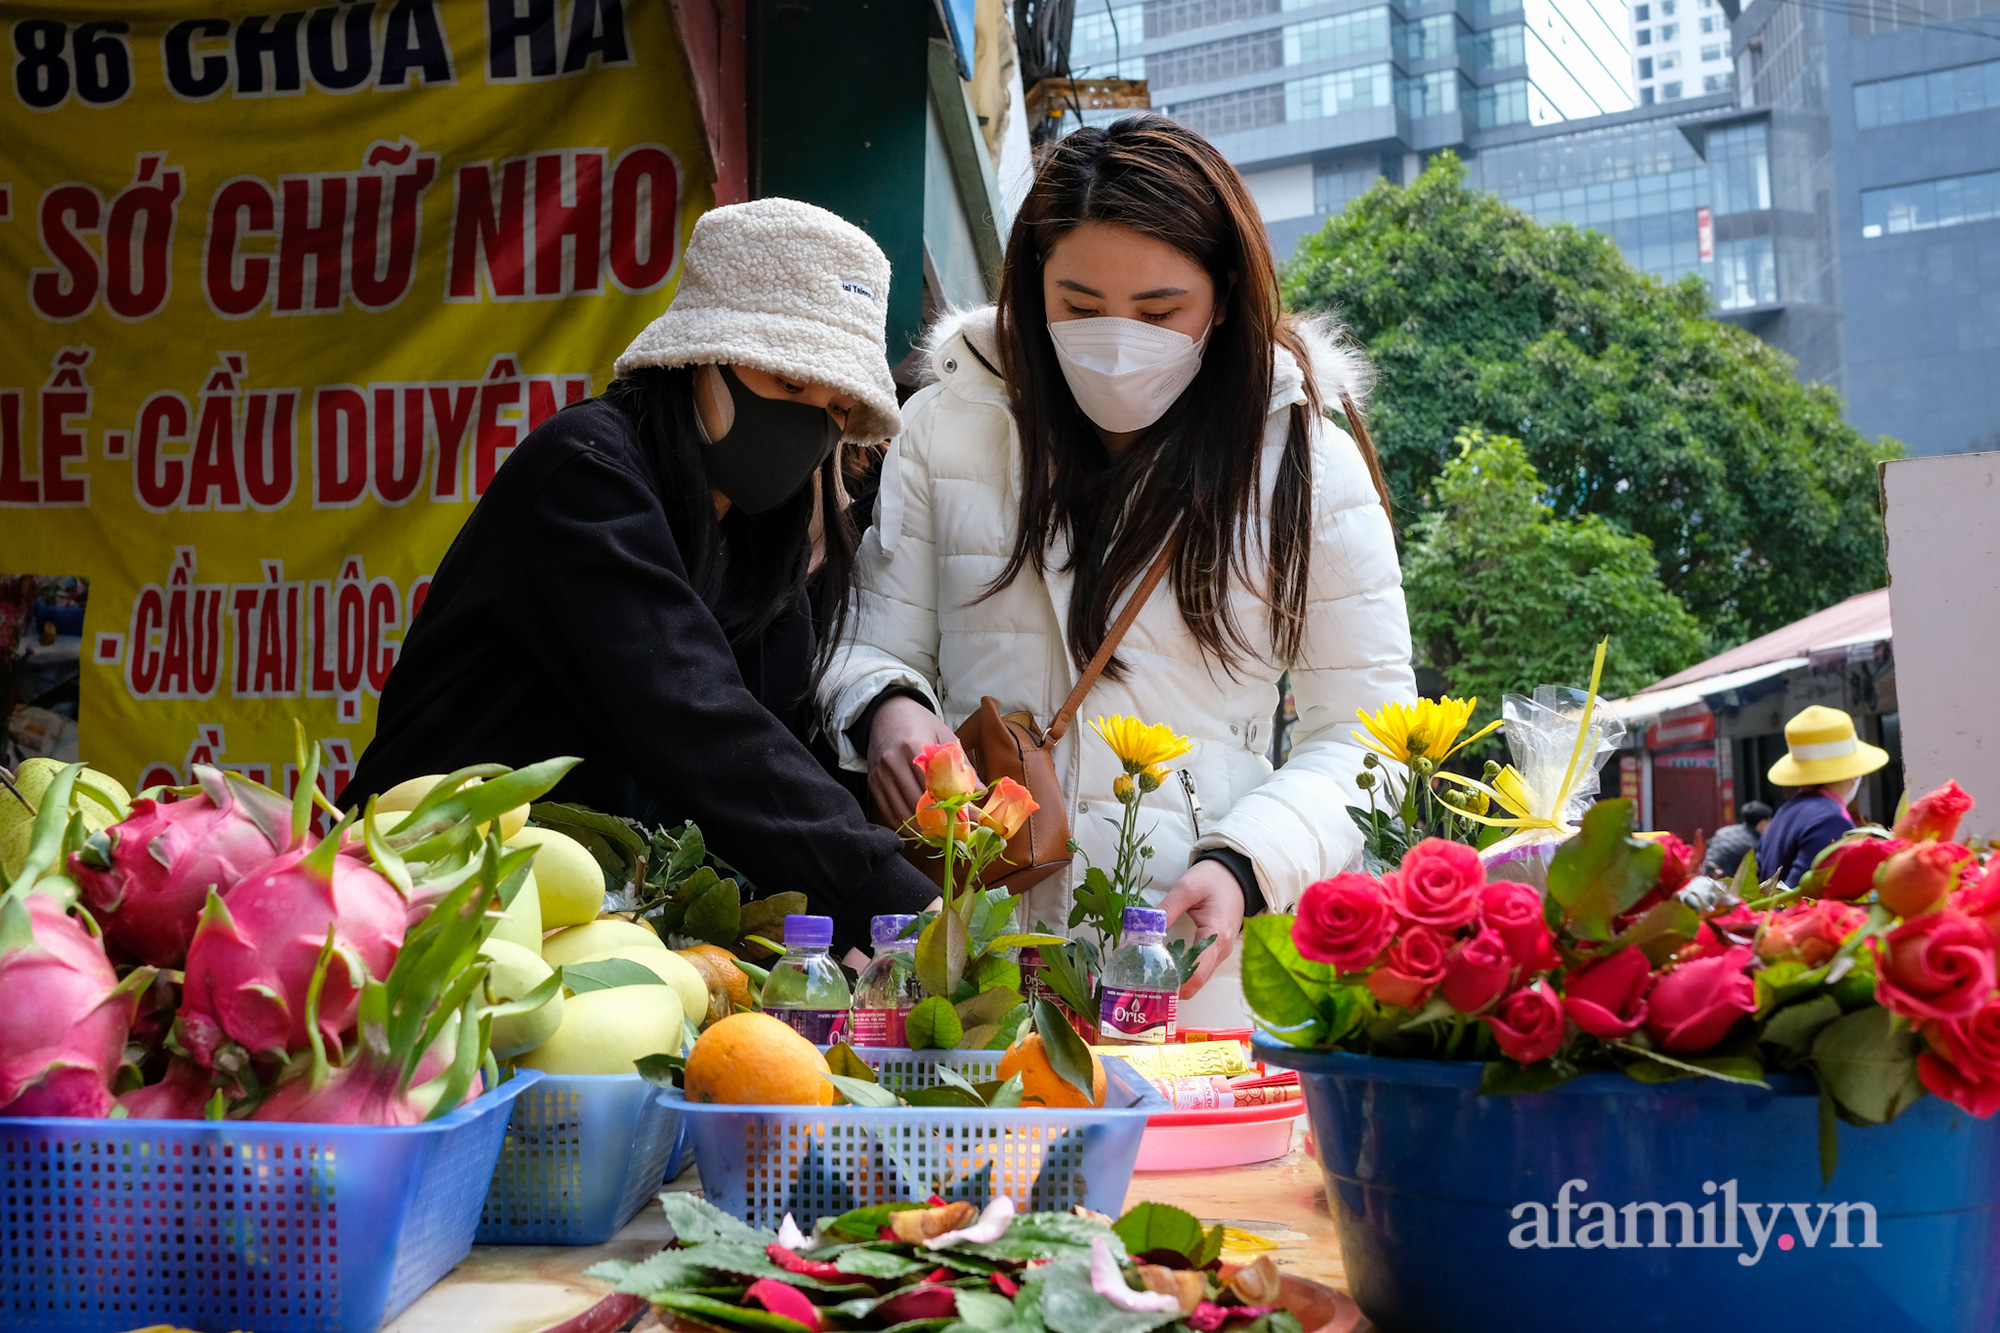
613, 198, 900, 444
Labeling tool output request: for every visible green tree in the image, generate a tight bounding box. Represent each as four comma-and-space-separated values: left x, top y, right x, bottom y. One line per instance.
1283, 154, 1898, 650
1405, 429, 1706, 706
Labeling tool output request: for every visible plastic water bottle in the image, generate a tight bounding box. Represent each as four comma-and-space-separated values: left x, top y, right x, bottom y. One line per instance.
1097, 907, 1179, 1045
850, 914, 922, 1047
760, 914, 852, 1044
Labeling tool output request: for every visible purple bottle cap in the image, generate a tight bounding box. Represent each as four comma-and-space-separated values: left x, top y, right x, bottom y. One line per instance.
870, 914, 917, 947
1124, 907, 1167, 935
784, 914, 834, 948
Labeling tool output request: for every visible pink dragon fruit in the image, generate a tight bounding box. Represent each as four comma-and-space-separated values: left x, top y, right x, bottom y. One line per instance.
70, 766, 293, 968
0, 893, 152, 1117
119, 1055, 226, 1120
178, 836, 407, 1070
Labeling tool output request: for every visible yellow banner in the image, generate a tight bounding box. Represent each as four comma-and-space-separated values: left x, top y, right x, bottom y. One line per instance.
0, 0, 712, 797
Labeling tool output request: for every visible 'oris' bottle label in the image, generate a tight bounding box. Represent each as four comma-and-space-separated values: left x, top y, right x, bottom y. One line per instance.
1098, 987, 1176, 1044
849, 1007, 907, 1047
775, 1007, 848, 1045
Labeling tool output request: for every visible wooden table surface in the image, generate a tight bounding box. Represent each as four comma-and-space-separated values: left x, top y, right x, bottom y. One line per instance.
382, 1125, 1355, 1333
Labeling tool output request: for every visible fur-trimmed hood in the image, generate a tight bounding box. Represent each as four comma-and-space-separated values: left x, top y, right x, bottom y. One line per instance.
914, 304, 1374, 414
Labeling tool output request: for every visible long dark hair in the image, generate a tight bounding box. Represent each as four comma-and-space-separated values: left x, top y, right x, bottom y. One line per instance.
600, 366, 857, 687
991, 114, 1389, 676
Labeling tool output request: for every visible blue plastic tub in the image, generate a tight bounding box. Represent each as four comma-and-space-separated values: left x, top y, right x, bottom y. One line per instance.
0, 1071, 538, 1333
477, 1072, 685, 1244
1262, 1044, 2000, 1333
670, 1049, 1163, 1227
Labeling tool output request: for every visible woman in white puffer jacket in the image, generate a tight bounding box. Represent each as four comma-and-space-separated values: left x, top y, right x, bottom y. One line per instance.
819, 116, 1415, 1027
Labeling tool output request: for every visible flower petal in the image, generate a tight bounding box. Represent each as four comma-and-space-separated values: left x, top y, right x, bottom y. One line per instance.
1089, 1236, 1183, 1314
924, 1195, 1017, 1249
776, 1213, 811, 1252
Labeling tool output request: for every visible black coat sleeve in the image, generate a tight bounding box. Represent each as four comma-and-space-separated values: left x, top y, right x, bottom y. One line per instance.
507, 444, 937, 946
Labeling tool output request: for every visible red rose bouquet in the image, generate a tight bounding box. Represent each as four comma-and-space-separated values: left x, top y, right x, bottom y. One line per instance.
1247, 781, 1995, 1179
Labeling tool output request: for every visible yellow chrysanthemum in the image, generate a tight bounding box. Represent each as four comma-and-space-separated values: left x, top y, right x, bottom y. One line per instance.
1091, 715, 1192, 774
1352, 697, 1502, 766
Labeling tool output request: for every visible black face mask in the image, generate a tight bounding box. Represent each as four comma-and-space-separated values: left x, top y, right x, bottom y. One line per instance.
699, 365, 840, 515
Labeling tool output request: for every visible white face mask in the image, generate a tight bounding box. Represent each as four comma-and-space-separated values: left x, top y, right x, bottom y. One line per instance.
1046, 316, 1209, 434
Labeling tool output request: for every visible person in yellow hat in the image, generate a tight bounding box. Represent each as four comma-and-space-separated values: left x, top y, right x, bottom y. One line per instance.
1758, 705, 1891, 884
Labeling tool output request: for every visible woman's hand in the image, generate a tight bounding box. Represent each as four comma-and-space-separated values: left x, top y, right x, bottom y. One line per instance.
1160, 859, 1245, 998
869, 696, 957, 827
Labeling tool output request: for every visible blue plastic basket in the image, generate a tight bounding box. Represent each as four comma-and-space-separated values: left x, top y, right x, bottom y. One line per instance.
669, 1048, 1163, 1227
476, 1073, 686, 1244
0, 1070, 538, 1333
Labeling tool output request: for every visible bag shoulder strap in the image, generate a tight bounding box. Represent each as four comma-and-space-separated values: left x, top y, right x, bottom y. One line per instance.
1046, 541, 1177, 743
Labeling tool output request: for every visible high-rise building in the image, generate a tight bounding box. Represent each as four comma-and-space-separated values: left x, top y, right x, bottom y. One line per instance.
1629, 0, 1736, 106
1065, 0, 1637, 256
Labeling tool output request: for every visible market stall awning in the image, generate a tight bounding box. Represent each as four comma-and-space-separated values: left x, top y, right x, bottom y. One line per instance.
1606, 656, 1809, 730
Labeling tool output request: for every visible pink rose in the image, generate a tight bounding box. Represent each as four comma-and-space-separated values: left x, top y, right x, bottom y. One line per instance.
1802, 836, 1905, 902
1643, 946, 1757, 1053
1294, 874, 1397, 974
1957, 867, 2000, 945
1479, 881, 1559, 973
1387, 838, 1485, 931
1759, 899, 1866, 967
1918, 996, 2000, 1118
1895, 780, 1975, 844
1563, 947, 1652, 1040
1873, 909, 1997, 1023
1878, 842, 1974, 919
1683, 905, 1766, 961
1483, 982, 1566, 1064
1365, 925, 1452, 1010
1440, 929, 1514, 1014
913, 741, 982, 800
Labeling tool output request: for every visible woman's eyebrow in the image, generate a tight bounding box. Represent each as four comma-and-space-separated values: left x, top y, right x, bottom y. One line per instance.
1054, 278, 1105, 297
1131, 286, 1188, 300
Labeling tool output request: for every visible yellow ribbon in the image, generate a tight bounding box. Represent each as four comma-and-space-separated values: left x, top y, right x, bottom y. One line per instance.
1433, 638, 1611, 834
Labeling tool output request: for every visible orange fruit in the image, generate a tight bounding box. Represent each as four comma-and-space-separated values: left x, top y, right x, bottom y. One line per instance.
996, 1032, 1106, 1108
680, 944, 752, 1008
683, 1012, 837, 1106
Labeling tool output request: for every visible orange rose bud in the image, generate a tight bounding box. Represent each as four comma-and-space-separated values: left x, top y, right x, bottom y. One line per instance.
1877, 842, 1968, 918
976, 777, 1039, 840
913, 741, 982, 800
914, 790, 972, 843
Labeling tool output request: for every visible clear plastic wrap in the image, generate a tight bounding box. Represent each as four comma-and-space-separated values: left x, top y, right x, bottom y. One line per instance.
1477, 685, 1626, 888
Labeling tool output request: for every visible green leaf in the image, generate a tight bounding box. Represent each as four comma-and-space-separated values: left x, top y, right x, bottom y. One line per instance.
1033, 1256, 1182, 1333
560, 958, 669, 993
834, 1248, 928, 1279
732, 956, 773, 996
1037, 943, 1095, 1016
1609, 1041, 1768, 1087
1605, 897, 1700, 959
977, 1072, 1025, 1108
908, 995, 965, 1050
987, 933, 1069, 951
1240, 915, 1331, 1041
1478, 1059, 1580, 1095
956, 1211, 1112, 1263
635, 1052, 685, 1088
988, 1004, 1029, 1050
1761, 994, 1843, 1058
930, 1061, 985, 1098
1112, 1201, 1208, 1268
952, 1289, 1021, 1332
820, 1202, 926, 1243
1545, 800, 1664, 941
1809, 1006, 1925, 1124
1818, 1081, 1841, 1187
956, 986, 1025, 1028
906, 1084, 986, 1108
917, 908, 971, 1000
968, 953, 1022, 998
646, 1290, 818, 1333
738, 892, 810, 944
824, 1071, 906, 1107
661, 1193, 777, 1246
1754, 958, 1831, 1015
1032, 998, 1098, 1104
686, 874, 743, 946
826, 1040, 877, 1083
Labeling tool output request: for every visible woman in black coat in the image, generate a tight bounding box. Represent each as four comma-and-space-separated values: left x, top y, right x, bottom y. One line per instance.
346, 199, 936, 948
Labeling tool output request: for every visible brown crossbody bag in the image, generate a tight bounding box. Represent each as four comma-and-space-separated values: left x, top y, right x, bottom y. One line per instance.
899, 540, 1178, 895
